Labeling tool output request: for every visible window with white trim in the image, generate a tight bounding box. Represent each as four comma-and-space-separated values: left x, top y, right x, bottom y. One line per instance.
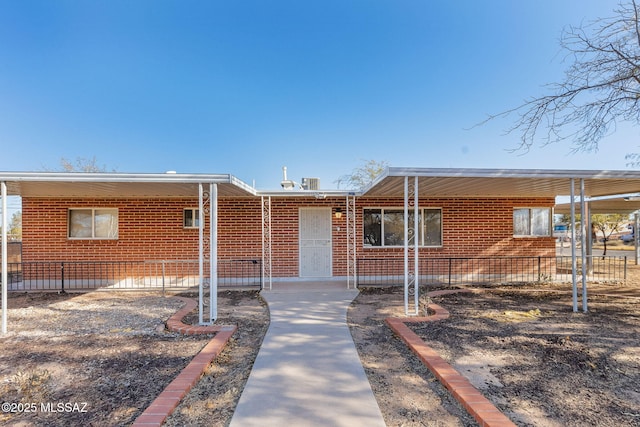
68, 208, 118, 239
183, 208, 200, 228
513, 208, 551, 236
363, 208, 442, 247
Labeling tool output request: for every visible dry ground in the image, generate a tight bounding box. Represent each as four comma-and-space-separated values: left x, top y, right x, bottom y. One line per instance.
1, 274, 639, 426
0, 290, 267, 426
411, 288, 640, 426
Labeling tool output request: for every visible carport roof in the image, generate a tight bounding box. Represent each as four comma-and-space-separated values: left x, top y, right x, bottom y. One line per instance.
0, 172, 257, 198
554, 195, 640, 215
3, 168, 640, 200
361, 167, 640, 198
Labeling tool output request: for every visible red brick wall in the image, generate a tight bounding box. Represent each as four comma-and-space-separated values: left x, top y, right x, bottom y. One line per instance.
21, 197, 264, 262
267, 197, 347, 277
356, 197, 557, 260
21, 195, 556, 277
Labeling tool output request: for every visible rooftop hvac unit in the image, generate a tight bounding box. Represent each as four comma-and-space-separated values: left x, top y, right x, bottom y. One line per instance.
301, 177, 320, 191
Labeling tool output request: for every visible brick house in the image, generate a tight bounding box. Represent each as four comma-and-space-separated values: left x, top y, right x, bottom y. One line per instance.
2, 167, 640, 294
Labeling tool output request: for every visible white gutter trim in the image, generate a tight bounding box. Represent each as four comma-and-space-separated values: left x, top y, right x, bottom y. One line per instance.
384, 167, 640, 180
256, 190, 360, 197
0, 172, 258, 197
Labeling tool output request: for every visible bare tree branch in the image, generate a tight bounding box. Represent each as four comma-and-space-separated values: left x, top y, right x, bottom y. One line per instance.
486, 1, 640, 159
336, 159, 389, 190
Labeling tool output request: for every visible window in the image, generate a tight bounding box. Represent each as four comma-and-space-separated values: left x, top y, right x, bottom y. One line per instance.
513, 208, 551, 236
68, 208, 118, 239
183, 208, 200, 228
363, 208, 442, 247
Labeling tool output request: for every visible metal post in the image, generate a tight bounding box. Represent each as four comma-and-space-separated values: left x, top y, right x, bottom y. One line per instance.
2, 181, 7, 334
161, 260, 166, 296
580, 179, 588, 313
198, 183, 204, 325
60, 262, 65, 294
352, 195, 357, 288
570, 178, 578, 312
635, 212, 639, 265
413, 176, 419, 316
346, 194, 357, 289
586, 202, 593, 274
210, 183, 218, 322
261, 196, 272, 290
345, 195, 350, 289
403, 176, 409, 315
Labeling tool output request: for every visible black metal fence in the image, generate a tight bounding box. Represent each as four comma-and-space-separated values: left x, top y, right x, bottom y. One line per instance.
1, 256, 627, 292
1, 259, 262, 292
356, 256, 628, 287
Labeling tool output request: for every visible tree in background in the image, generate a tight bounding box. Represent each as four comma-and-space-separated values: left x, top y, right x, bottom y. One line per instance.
8, 212, 21, 241
560, 213, 628, 256
0, 212, 22, 241
486, 1, 640, 162
591, 213, 628, 256
58, 156, 113, 172
9, 157, 115, 240
41, 156, 113, 172
336, 159, 389, 190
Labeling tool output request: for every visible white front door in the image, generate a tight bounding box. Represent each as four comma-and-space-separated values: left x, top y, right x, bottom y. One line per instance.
299, 207, 332, 277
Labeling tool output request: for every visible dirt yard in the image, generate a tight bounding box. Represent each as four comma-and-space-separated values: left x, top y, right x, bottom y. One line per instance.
0, 290, 268, 427
411, 289, 640, 426
1, 278, 639, 426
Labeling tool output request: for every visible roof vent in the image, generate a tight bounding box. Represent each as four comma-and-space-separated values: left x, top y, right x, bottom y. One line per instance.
281, 166, 297, 190
301, 177, 320, 191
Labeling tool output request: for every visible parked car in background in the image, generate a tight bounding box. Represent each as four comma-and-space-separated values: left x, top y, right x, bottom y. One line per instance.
553, 224, 570, 242
619, 224, 635, 243
620, 233, 635, 243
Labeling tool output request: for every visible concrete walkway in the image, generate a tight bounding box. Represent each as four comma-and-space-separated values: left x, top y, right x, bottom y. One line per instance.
229, 282, 386, 427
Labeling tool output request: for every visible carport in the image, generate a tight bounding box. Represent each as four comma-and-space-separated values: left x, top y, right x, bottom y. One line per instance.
0, 172, 257, 334
362, 168, 640, 315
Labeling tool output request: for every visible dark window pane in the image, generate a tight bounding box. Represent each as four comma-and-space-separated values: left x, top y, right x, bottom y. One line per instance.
363, 209, 382, 246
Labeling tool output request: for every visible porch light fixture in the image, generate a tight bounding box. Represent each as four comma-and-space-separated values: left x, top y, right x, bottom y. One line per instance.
335, 208, 343, 219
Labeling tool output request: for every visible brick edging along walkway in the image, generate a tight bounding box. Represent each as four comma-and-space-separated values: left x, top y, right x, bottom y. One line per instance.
133, 296, 237, 427
386, 289, 516, 427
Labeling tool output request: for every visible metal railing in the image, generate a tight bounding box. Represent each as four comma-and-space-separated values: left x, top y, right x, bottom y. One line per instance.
356, 256, 628, 287
1, 259, 262, 292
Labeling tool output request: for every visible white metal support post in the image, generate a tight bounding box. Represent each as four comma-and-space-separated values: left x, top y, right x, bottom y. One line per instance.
404, 177, 409, 314
570, 178, 578, 312
196, 183, 215, 325
2, 181, 7, 335
198, 183, 205, 324
403, 176, 419, 316
580, 179, 588, 313
261, 196, 272, 290
585, 202, 593, 275
346, 194, 357, 289
210, 183, 218, 322
635, 212, 639, 265
412, 176, 419, 315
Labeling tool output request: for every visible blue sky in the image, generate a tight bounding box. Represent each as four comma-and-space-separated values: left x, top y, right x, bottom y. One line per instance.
0, 0, 635, 191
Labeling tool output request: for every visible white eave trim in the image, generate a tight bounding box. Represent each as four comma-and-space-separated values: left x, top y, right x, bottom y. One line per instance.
384, 167, 640, 180
256, 190, 360, 197
0, 171, 237, 184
